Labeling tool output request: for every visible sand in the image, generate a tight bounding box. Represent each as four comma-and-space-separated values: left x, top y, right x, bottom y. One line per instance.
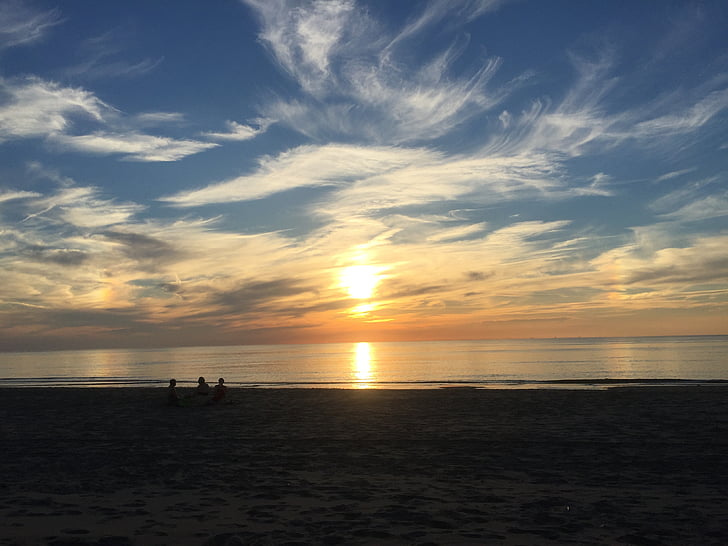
1, 387, 727, 545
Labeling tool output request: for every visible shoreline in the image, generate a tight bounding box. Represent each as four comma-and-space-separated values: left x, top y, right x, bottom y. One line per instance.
1, 387, 727, 544
3, 378, 728, 389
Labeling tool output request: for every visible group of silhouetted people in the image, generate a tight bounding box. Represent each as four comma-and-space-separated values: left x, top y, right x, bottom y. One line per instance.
167, 376, 228, 406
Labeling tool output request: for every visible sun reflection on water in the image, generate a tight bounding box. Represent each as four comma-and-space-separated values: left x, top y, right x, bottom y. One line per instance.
352, 342, 375, 388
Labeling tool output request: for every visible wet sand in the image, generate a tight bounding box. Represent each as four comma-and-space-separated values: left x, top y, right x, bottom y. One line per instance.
1, 387, 727, 545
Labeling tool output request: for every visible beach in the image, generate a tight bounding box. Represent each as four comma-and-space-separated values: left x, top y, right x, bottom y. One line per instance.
1, 387, 726, 545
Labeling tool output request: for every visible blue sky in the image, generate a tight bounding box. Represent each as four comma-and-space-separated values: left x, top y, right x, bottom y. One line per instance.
0, 0, 726, 351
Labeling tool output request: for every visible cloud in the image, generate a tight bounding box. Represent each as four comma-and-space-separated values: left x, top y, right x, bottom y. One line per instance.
66, 55, 164, 81
161, 138, 573, 211
426, 222, 487, 243
316, 150, 564, 220
244, 0, 372, 97
133, 112, 187, 126
211, 278, 316, 311
20, 246, 90, 266
12, 182, 144, 229
53, 131, 218, 162
661, 193, 728, 222
0, 76, 109, 140
64, 29, 164, 80
245, 0, 520, 143
650, 176, 727, 222
202, 118, 274, 141
617, 235, 728, 286
0, 0, 62, 50
655, 168, 696, 182
381, 0, 508, 59
631, 88, 728, 137
497, 51, 728, 159
0, 190, 42, 203
161, 144, 432, 206
572, 173, 613, 197
99, 230, 181, 265
0, 76, 217, 161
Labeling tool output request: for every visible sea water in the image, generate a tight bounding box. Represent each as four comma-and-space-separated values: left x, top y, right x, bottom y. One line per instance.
0, 336, 726, 388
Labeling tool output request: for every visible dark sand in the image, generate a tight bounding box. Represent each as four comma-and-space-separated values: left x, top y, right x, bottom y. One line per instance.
1, 387, 727, 545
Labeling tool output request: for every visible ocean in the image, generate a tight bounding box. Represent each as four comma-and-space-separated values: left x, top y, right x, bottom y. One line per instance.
1, 336, 726, 388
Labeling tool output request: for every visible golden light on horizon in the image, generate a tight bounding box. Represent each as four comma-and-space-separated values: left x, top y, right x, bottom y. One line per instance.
350, 302, 375, 316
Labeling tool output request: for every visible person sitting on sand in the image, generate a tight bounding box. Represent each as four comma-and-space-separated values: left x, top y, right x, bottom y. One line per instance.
209, 377, 227, 404
167, 378, 181, 406
195, 376, 211, 396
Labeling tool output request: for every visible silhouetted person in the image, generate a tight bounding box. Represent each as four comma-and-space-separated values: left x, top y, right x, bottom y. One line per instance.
167, 378, 181, 406
210, 377, 227, 404
196, 376, 211, 396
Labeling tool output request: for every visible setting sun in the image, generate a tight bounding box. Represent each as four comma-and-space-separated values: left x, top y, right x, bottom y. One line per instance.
340, 265, 380, 299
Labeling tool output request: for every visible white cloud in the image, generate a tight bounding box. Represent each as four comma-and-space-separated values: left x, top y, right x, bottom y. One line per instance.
381, 0, 508, 61
650, 176, 723, 218
323, 152, 561, 219
632, 88, 728, 137
17, 184, 144, 228
161, 144, 432, 206
0, 190, 42, 203
244, 0, 372, 97
591, 232, 728, 289
661, 193, 728, 222
202, 118, 273, 141
572, 173, 613, 197
0, 77, 217, 161
133, 112, 187, 126
162, 139, 573, 215
246, 1, 726, 152
53, 132, 218, 162
0, 77, 109, 140
426, 222, 487, 243
655, 168, 696, 182
245, 0, 518, 144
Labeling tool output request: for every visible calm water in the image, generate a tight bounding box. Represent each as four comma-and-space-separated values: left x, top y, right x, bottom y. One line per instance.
0, 336, 726, 388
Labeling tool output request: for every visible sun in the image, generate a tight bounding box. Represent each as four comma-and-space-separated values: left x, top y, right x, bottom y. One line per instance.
340, 265, 380, 299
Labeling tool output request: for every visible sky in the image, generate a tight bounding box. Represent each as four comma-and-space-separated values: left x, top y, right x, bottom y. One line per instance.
0, 0, 727, 351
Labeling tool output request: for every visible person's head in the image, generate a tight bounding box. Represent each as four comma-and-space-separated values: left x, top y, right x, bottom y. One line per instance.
169, 378, 176, 387
218, 377, 225, 385
198, 376, 206, 384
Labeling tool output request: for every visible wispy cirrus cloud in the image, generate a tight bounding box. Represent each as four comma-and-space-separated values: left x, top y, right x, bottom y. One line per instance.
202, 118, 274, 141
591, 230, 728, 289
161, 138, 570, 214
493, 52, 728, 159
243, 0, 520, 143
649, 175, 728, 223
17, 184, 144, 228
0, 76, 108, 140
0, 0, 62, 51
0, 76, 217, 161
630, 88, 728, 139
659, 192, 728, 223
64, 29, 164, 81
161, 144, 433, 206
53, 131, 218, 162
0, 190, 42, 203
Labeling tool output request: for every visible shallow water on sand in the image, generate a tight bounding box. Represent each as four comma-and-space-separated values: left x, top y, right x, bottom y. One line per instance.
0, 336, 726, 388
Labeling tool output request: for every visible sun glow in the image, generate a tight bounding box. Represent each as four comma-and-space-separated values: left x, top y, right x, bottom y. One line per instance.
340, 264, 380, 299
